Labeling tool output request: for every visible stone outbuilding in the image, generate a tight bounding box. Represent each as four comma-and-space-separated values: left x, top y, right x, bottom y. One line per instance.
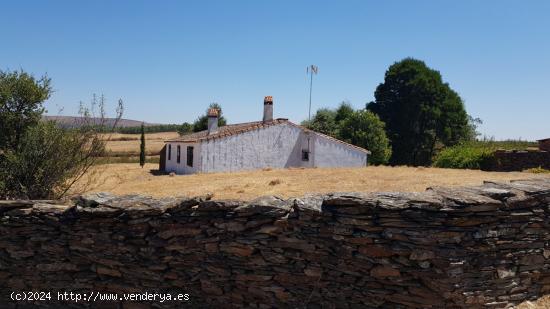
161, 96, 369, 175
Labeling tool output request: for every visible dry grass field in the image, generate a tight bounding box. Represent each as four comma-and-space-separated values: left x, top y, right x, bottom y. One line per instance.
75, 163, 550, 200
519, 296, 550, 309
101, 132, 179, 156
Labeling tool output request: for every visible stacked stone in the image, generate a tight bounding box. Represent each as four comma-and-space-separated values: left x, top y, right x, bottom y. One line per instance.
0, 179, 549, 308
487, 150, 550, 171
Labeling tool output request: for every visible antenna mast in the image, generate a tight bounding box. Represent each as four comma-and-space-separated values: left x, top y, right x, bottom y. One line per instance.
307, 65, 318, 121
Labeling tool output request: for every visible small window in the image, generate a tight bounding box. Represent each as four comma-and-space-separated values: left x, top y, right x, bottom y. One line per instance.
302, 150, 309, 161
177, 145, 181, 163
168, 144, 172, 160
187, 146, 194, 167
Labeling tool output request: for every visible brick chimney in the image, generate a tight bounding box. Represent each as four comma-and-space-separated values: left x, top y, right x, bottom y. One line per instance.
207, 108, 219, 135
263, 96, 273, 123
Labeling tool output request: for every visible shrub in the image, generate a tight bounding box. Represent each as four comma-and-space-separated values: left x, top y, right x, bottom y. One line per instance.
0, 121, 106, 198
0, 88, 123, 199
433, 138, 538, 170
433, 142, 495, 169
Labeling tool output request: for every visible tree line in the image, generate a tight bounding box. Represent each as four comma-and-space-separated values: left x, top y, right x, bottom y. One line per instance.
106, 103, 227, 135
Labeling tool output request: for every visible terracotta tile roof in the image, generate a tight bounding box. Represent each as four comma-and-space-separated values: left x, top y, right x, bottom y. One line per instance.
165, 119, 288, 143
165, 118, 370, 154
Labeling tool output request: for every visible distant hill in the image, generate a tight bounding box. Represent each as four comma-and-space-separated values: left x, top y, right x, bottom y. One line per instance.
43, 115, 160, 128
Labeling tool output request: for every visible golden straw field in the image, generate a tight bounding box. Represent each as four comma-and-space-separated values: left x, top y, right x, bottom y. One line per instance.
76, 163, 550, 200
102, 132, 178, 156
518, 296, 550, 309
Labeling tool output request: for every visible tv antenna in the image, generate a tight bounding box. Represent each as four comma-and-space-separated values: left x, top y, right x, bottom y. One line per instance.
307, 65, 318, 121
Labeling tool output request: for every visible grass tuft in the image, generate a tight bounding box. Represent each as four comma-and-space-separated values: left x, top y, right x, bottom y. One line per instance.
268, 179, 282, 186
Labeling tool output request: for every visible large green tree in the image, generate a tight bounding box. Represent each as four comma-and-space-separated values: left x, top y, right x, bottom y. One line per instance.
334, 101, 354, 124
339, 110, 391, 165
303, 108, 337, 136
0, 70, 52, 150
303, 101, 354, 137
367, 58, 469, 166
303, 102, 392, 165
193, 103, 227, 132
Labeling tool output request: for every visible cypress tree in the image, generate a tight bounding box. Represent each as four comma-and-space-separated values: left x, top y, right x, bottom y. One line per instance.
139, 123, 146, 168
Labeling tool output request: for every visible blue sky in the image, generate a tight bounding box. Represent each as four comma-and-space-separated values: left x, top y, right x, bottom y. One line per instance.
1, 1, 549, 140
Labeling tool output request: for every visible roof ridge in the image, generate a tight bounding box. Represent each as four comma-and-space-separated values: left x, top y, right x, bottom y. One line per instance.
165, 119, 287, 143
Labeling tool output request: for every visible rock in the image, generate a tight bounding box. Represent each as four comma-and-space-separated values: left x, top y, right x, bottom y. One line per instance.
370, 266, 400, 278
97, 266, 122, 277
77, 192, 117, 207
220, 243, 255, 257
234, 196, 291, 217
235, 274, 272, 281
497, 266, 516, 279
519, 255, 545, 266
36, 263, 77, 272
410, 250, 435, 261
200, 279, 223, 296
358, 245, 394, 257
157, 227, 201, 239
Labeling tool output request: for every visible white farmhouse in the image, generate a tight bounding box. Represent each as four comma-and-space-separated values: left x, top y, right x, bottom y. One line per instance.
161, 96, 369, 175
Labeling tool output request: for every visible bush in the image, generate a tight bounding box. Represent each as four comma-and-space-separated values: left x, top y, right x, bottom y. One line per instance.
0, 121, 106, 199
433, 143, 495, 169
433, 138, 538, 170
0, 88, 123, 199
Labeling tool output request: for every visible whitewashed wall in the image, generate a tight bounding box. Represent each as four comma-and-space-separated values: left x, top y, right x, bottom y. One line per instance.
312, 134, 368, 168
164, 142, 201, 174
165, 123, 368, 174
199, 123, 309, 173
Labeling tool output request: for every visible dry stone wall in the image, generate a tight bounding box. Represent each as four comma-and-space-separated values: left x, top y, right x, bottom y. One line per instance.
1, 179, 550, 308
486, 150, 550, 171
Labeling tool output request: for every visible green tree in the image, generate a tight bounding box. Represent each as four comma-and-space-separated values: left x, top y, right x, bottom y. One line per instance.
339, 110, 392, 165
193, 103, 227, 132
302, 108, 337, 136
302, 102, 355, 137
334, 101, 354, 124
0, 70, 52, 150
178, 122, 193, 135
464, 115, 483, 141
367, 58, 469, 166
140, 122, 146, 168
